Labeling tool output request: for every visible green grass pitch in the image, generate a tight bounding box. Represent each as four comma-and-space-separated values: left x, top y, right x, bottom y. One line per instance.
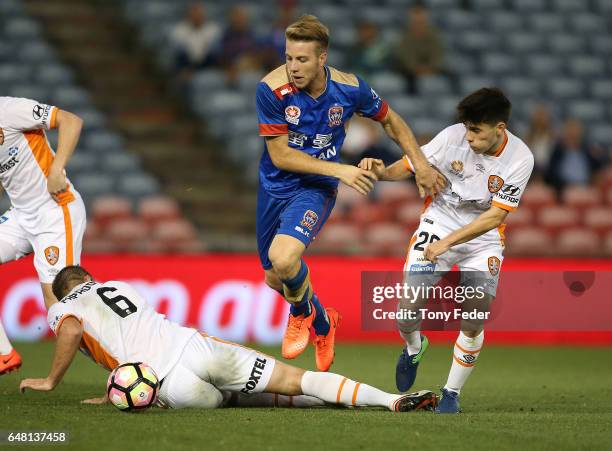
1, 342, 611, 451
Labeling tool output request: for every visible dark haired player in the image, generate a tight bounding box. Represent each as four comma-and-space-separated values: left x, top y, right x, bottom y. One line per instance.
359, 88, 534, 413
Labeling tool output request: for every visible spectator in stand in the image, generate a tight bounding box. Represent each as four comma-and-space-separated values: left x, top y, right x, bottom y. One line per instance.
393, 2, 444, 94
544, 118, 606, 195
219, 5, 261, 84
346, 21, 389, 78
171, 3, 221, 81
342, 117, 399, 167
524, 105, 556, 179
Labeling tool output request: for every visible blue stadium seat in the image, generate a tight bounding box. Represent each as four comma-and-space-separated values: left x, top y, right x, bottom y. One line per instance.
7, 85, 49, 102
506, 33, 544, 54
459, 31, 500, 53
67, 153, 99, 173
195, 91, 249, 117
548, 35, 585, 54
117, 174, 160, 199
528, 13, 565, 32
591, 80, 612, 100
35, 63, 74, 85
417, 75, 452, 96
471, 0, 505, 10
369, 72, 405, 98
357, 7, 398, 26
489, 11, 523, 31
501, 78, 541, 99
445, 53, 478, 75
482, 53, 519, 75
459, 77, 496, 96
74, 174, 116, 202
82, 131, 125, 151
510, 0, 547, 11
238, 70, 264, 93
392, 95, 431, 120
526, 54, 563, 76
547, 78, 584, 99
590, 125, 612, 146
75, 109, 107, 130
311, 5, 348, 25
331, 25, 357, 50
102, 153, 142, 174
552, 0, 588, 12
570, 14, 606, 33
567, 57, 606, 78
4, 18, 41, 39
52, 86, 92, 109
191, 70, 227, 93
17, 41, 56, 63
430, 96, 461, 123
594, 0, 612, 13
440, 10, 481, 31
410, 117, 447, 136
0, 0, 23, 15
566, 101, 605, 122
0, 64, 32, 83
590, 36, 612, 55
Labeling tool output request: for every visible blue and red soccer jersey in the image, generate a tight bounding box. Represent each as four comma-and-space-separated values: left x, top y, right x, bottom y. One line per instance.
255, 64, 388, 269
256, 65, 388, 197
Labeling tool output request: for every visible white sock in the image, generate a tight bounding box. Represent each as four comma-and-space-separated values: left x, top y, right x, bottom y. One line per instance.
0, 321, 13, 355
233, 393, 324, 408
444, 331, 484, 394
400, 330, 421, 356
300, 371, 400, 410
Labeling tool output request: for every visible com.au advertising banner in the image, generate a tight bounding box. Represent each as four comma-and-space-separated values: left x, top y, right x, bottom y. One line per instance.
1, 254, 611, 345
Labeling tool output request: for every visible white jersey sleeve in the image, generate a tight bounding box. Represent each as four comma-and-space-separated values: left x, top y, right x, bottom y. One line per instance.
47, 301, 82, 335
402, 126, 450, 172
0, 97, 58, 131
492, 152, 534, 212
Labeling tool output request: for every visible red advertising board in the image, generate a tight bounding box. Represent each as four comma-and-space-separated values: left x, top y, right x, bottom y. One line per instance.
1, 254, 611, 345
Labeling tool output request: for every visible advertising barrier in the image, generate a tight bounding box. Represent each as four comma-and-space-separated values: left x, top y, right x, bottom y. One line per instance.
1, 254, 611, 345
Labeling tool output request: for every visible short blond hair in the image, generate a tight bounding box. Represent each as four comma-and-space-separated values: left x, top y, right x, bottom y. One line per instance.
285, 14, 329, 53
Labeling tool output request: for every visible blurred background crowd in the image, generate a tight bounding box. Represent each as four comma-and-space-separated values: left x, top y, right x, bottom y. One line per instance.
0, 0, 611, 257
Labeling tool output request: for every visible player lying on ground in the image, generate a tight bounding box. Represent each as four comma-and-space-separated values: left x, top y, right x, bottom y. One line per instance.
0, 97, 87, 376
19, 266, 438, 412
359, 88, 534, 413
255, 15, 446, 372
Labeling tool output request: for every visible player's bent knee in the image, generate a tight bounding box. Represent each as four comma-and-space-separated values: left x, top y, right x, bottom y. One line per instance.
268, 253, 299, 278
265, 361, 305, 396
0, 240, 18, 265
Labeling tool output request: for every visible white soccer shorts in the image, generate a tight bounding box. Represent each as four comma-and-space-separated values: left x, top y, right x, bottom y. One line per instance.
158, 333, 276, 409
0, 197, 86, 283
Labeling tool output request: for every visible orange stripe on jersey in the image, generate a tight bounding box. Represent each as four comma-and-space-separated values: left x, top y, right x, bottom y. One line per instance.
492, 200, 515, 212
497, 223, 506, 247
54, 314, 81, 334
24, 130, 53, 176
455, 342, 482, 355
81, 331, 118, 371
351, 383, 361, 406
259, 124, 288, 136
50, 107, 58, 129
24, 129, 75, 205
336, 377, 348, 403
61, 204, 74, 265
422, 195, 433, 214
453, 354, 475, 367
492, 132, 508, 157
402, 155, 414, 173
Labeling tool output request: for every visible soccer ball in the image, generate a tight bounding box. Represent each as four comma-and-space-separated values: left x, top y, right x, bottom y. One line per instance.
107, 362, 159, 412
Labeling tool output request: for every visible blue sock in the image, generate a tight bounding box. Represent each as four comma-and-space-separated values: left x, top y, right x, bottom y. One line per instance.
311, 294, 330, 336
282, 261, 311, 317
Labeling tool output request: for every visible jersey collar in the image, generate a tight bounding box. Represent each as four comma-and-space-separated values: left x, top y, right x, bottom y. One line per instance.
488, 131, 508, 158
303, 66, 330, 102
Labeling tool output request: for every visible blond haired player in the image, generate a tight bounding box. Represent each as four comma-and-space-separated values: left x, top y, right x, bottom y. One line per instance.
359, 88, 534, 413
0, 97, 86, 375
19, 266, 438, 413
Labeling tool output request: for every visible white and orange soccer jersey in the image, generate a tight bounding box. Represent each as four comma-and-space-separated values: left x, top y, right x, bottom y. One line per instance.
404, 123, 534, 244
0, 96, 79, 213
47, 281, 196, 379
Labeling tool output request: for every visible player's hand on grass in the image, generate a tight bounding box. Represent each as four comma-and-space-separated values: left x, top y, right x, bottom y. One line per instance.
414, 165, 446, 198
358, 158, 386, 180
424, 239, 450, 263
81, 395, 109, 405
47, 167, 68, 203
20, 377, 55, 393
337, 164, 378, 195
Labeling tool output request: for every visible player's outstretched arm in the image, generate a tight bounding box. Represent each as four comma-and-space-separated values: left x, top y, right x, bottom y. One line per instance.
358, 158, 413, 182
424, 206, 509, 263
19, 317, 83, 393
47, 109, 83, 201
378, 107, 446, 197
266, 134, 378, 195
